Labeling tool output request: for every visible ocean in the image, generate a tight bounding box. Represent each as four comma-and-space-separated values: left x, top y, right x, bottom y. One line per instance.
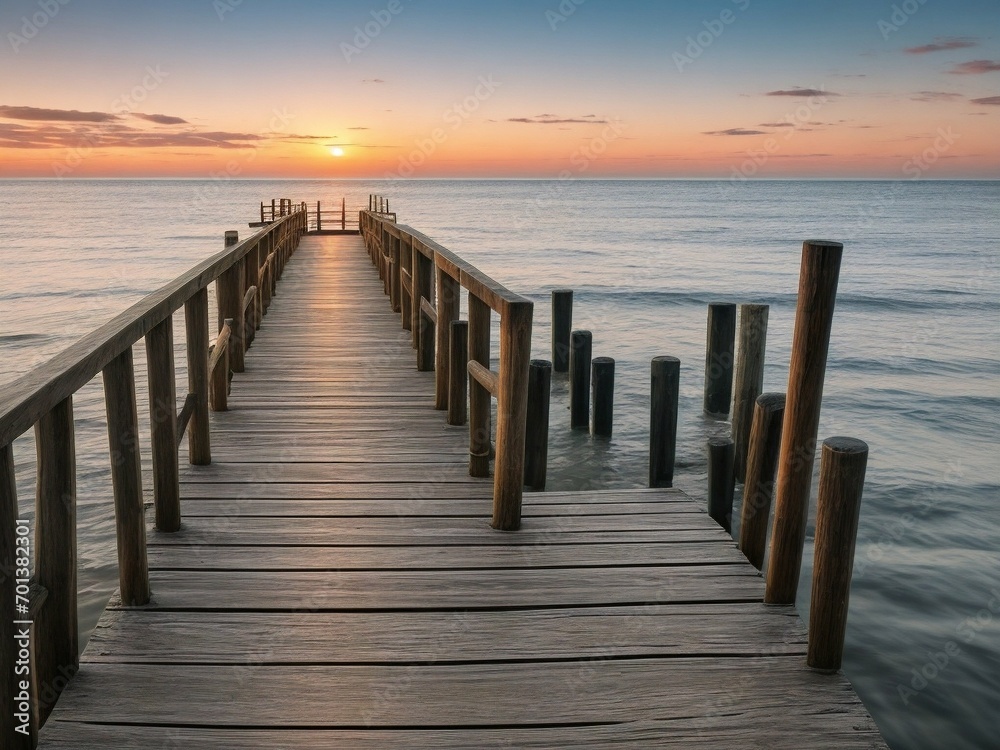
1, 179, 998, 749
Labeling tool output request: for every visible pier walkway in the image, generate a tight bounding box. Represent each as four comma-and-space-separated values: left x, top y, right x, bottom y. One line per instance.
34, 233, 886, 748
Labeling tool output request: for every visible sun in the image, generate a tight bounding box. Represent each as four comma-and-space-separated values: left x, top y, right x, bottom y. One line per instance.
329, 146, 345, 157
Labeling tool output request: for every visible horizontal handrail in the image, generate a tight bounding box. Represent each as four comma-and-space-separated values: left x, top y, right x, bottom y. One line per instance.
0, 212, 302, 448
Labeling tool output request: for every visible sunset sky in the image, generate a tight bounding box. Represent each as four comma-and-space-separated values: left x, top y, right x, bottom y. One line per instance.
1, 0, 998, 179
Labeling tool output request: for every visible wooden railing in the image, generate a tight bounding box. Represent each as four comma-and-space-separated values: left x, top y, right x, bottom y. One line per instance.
0, 206, 307, 747
360, 205, 533, 532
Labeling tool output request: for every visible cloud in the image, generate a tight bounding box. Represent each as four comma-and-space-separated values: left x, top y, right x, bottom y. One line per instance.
0, 105, 119, 122
508, 114, 608, 124
911, 91, 964, 102
133, 113, 188, 125
970, 96, 1000, 105
362, 78, 385, 84
949, 60, 1000, 75
904, 37, 977, 54
703, 128, 768, 136
765, 88, 838, 97
759, 122, 795, 127
348, 126, 369, 130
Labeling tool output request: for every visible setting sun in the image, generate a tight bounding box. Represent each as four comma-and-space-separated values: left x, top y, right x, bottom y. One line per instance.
330, 146, 344, 157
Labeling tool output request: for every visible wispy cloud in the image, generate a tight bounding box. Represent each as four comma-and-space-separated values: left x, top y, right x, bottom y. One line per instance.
911, 91, 964, 102
949, 60, 1000, 75
970, 96, 1000, 106
0, 105, 119, 122
765, 88, 838, 98
362, 78, 385, 84
703, 128, 769, 136
508, 114, 608, 124
759, 122, 795, 127
905, 37, 977, 55
348, 126, 370, 130
133, 113, 188, 125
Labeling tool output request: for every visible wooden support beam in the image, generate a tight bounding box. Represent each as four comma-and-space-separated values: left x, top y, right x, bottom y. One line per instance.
184, 288, 211, 465
144, 316, 180, 532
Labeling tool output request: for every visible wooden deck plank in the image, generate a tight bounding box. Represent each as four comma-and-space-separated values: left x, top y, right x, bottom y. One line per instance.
38, 233, 887, 749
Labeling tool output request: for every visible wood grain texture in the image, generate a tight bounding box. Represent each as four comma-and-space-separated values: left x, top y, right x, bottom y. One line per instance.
731, 303, 768, 481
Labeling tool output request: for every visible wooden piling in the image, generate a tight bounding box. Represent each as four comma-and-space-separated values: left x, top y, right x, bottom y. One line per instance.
649, 356, 680, 488
524, 359, 551, 490
342, 197, 346, 230
416, 252, 435, 372
732, 303, 769, 481
738, 392, 785, 570
808, 437, 868, 671
184, 288, 211, 465
448, 320, 469, 426
703, 302, 736, 416
707, 436, 735, 533
102, 348, 150, 606
570, 330, 592, 429
316, 201, 322, 231
591, 356, 615, 438
766, 240, 844, 605
551, 289, 573, 373
217, 232, 245, 374
33, 397, 78, 724
144, 316, 181, 531
468, 295, 491, 477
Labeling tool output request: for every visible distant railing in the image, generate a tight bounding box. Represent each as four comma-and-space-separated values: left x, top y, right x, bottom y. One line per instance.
0, 206, 307, 746
360, 199, 533, 532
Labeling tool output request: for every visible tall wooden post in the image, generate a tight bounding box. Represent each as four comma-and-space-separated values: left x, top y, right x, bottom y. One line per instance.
766, 240, 844, 605
704, 302, 736, 415
649, 356, 680, 488
102, 349, 150, 606
808, 437, 868, 671
448, 320, 469, 426
33, 397, 78, 723
468, 295, 491, 478
416, 252, 435, 372
390, 236, 401, 313
185, 288, 211, 465
591, 357, 615, 438
493, 300, 533, 530
732, 303, 769, 481
217, 232, 245, 374
342, 197, 346, 230
316, 201, 322, 232
707, 436, 735, 533
145, 317, 181, 531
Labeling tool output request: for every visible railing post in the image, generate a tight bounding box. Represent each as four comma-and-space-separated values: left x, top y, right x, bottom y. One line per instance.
185, 288, 211, 465
410, 242, 422, 349
732, 304, 769, 481
217, 231, 245, 374
551, 289, 573, 373
766, 240, 844, 605
493, 300, 533, 530
416, 252, 435, 372
102, 348, 150, 606
448, 320, 469, 426
400, 235, 412, 332
316, 201, 322, 232
342, 196, 346, 230
738, 392, 785, 570
271, 198, 276, 221
468, 295, 491, 478
33, 397, 78, 724
704, 302, 737, 416
524, 359, 551, 490
435, 269, 460, 409
649, 356, 680, 488
808, 437, 868, 671
1, 443, 33, 749
144, 317, 180, 532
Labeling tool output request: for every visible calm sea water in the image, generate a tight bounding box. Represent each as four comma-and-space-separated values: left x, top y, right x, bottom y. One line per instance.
1, 179, 998, 749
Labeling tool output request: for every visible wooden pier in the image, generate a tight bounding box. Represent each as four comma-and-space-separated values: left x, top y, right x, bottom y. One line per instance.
1, 200, 887, 747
